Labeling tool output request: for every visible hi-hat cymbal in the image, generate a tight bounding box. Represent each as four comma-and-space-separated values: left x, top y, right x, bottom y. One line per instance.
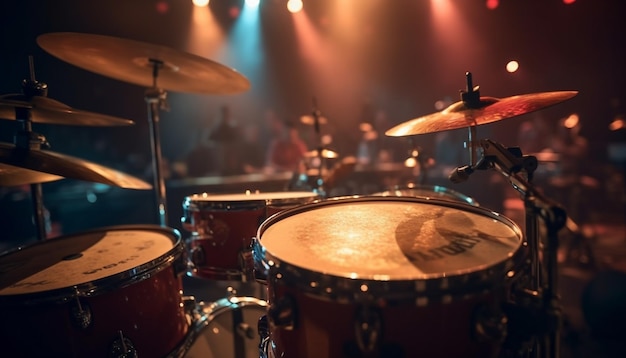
0, 163, 63, 186
37, 32, 250, 94
0, 143, 151, 190
386, 91, 578, 137
304, 148, 339, 159
0, 94, 134, 126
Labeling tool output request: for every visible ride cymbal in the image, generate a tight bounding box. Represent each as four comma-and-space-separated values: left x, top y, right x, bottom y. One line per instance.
0, 143, 151, 190
385, 91, 578, 137
37, 32, 250, 94
0, 163, 63, 186
0, 94, 134, 126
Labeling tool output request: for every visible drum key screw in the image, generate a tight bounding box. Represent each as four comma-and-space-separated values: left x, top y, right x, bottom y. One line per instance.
354, 305, 382, 354
110, 330, 137, 358
268, 295, 297, 330
473, 303, 508, 343
69, 296, 92, 330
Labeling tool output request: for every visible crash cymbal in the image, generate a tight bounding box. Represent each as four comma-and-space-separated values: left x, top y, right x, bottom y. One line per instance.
386, 91, 578, 137
0, 94, 134, 126
0, 163, 63, 186
301, 115, 328, 126
37, 32, 250, 94
304, 148, 339, 159
0, 142, 151, 190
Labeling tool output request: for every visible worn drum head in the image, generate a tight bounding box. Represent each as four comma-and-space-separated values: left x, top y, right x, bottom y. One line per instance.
257, 196, 523, 298
0, 226, 180, 297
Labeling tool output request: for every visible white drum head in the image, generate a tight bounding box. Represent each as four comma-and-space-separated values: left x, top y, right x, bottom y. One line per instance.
260, 197, 522, 281
0, 227, 177, 295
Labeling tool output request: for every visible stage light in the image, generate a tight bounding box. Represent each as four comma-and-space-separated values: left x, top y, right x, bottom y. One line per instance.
506, 60, 519, 73
192, 0, 210, 7
287, 0, 303, 13
245, 0, 260, 8
486, 0, 499, 10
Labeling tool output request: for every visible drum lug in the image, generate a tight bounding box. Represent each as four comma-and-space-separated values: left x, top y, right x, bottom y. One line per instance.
258, 315, 272, 358
69, 296, 92, 330
109, 330, 138, 358
354, 305, 382, 354
268, 295, 297, 330
239, 243, 254, 282
191, 246, 206, 267
473, 303, 508, 343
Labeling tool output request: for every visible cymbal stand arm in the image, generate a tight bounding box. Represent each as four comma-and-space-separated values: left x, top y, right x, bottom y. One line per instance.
145, 59, 169, 226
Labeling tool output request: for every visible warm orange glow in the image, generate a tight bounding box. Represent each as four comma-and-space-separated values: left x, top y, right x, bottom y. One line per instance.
287, 0, 303, 13
563, 113, 580, 129
506, 60, 519, 73
192, 0, 210, 7
609, 117, 625, 131
185, 2, 224, 57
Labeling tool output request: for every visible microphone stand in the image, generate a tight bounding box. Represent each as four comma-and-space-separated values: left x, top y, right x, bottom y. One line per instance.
449, 139, 566, 358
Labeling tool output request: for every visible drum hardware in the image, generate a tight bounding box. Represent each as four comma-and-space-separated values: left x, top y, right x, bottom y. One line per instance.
110, 330, 138, 358
448, 138, 567, 358
354, 305, 382, 354
69, 295, 93, 330
37, 32, 251, 227
267, 294, 297, 330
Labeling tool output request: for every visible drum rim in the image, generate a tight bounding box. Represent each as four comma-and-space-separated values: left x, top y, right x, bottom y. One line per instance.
0, 224, 184, 304
182, 191, 321, 212
377, 184, 479, 206
254, 195, 526, 303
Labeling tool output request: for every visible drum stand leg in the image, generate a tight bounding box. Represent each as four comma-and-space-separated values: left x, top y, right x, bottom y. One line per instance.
145, 60, 170, 227
450, 139, 567, 358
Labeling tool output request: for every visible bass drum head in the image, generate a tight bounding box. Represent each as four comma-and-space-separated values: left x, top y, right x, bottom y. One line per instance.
185, 297, 267, 358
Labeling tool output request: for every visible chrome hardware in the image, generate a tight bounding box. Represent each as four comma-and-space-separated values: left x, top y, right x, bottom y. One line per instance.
109, 331, 137, 358
258, 315, 271, 358
268, 295, 297, 330
473, 303, 508, 343
69, 297, 92, 330
190, 246, 206, 267
354, 305, 382, 354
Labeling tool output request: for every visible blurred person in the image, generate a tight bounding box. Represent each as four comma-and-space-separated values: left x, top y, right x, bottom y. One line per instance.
208, 104, 244, 176
266, 121, 308, 173
239, 123, 266, 174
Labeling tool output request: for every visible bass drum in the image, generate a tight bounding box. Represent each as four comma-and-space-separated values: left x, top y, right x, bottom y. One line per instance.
0, 225, 189, 358
376, 183, 479, 206
184, 296, 268, 358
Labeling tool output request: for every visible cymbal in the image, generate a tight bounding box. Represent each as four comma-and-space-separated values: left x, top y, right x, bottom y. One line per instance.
304, 148, 339, 159
37, 32, 250, 94
0, 94, 134, 126
0, 163, 63, 186
385, 91, 578, 137
0, 143, 152, 190
301, 115, 328, 126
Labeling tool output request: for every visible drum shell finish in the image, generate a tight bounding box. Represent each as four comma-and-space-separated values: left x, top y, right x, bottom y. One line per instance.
181, 191, 319, 280
255, 196, 526, 358
0, 226, 189, 358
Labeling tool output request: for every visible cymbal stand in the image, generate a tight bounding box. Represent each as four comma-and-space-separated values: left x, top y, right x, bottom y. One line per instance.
145, 59, 170, 226
449, 139, 567, 358
310, 97, 326, 195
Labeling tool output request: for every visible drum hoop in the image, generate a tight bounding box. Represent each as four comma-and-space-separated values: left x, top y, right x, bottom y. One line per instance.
379, 184, 479, 206
255, 195, 526, 304
0, 225, 184, 305
183, 192, 320, 212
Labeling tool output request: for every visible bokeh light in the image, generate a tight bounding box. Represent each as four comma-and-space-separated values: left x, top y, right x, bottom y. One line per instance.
506, 60, 519, 73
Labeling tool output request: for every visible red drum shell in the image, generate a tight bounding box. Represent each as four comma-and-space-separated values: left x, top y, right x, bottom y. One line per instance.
0, 225, 188, 358
255, 196, 526, 358
182, 191, 320, 280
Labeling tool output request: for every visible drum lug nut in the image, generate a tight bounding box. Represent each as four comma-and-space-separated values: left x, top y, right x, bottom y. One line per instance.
354, 305, 382, 354
109, 330, 137, 358
268, 295, 297, 330
473, 303, 508, 343
69, 296, 92, 330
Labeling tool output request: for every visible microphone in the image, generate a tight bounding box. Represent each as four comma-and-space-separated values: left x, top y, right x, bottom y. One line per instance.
449, 165, 474, 184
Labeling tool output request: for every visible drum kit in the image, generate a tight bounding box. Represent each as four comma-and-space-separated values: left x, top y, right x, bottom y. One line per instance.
0, 31, 579, 358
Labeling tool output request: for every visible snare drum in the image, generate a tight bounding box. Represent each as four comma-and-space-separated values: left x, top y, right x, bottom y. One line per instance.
254, 196, 525, 358
376, 183, 479, 206
0, 225, 189, 358
182, 191, 320, 281
184, 296, 268, 358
